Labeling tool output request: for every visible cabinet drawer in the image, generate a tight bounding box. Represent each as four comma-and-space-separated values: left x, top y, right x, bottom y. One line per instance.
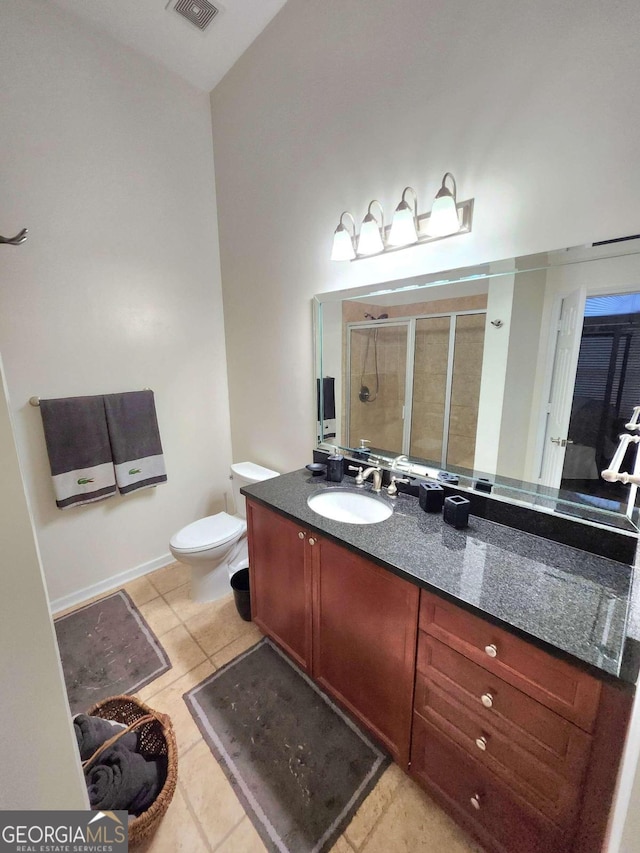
419, 591, 601, 731
417, 633, 592, 783
414, 673, 581, 825
411, 714, 570, 853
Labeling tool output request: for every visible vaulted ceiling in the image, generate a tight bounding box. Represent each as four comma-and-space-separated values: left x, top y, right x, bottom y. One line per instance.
51, 0, 288, 91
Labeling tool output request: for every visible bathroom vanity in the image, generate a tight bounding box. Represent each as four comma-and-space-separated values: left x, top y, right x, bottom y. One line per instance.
243, 470, 637, 853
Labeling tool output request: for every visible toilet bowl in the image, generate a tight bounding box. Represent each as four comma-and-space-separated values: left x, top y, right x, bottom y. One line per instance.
169, 462, 279, 603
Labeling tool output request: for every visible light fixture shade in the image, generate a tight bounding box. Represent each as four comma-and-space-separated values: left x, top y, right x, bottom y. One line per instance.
388, 202, 418, 247
357, 215, 384, 255
427, 193, 460, 237
426, 172, 461, 237
331, 214, 356, 261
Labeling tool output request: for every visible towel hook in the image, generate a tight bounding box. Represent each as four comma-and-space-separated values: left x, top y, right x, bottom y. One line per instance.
0, 228, 28, 246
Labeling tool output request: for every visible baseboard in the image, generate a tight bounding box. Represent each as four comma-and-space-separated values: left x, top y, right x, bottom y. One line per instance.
50, 552, 175, 615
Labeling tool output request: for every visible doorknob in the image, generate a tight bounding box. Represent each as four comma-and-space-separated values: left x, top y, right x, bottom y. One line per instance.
550, 437, 574, 447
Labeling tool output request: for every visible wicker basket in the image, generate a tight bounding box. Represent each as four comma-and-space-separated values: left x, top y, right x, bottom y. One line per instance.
85, 695, 178, 847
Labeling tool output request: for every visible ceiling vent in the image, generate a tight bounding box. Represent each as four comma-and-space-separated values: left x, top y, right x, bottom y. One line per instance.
172, 0, 219, 31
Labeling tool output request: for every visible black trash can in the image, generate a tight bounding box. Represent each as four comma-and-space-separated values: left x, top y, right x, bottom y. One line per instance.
230, 568, 252, 621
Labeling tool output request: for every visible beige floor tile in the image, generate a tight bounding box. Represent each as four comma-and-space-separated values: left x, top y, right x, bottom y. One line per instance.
144, 661, 215, 755
215, 816, 267, 853
149, 561, 191, 595
180, 740, 245, 849
124, 575, 160, 607
361, 776, 480, 853
185, 595, 253, 657
210, 623, 263, 668
164, 582, 221, 624
136, 785, 209, 853
344, 762, 406, 849
137, 624, 207, 701
139, 596, 182, 637
330, 835, 356, 853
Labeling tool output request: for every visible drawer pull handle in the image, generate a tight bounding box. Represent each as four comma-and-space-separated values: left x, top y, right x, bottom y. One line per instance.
475, 736, 488, 751
308, 538, 316, 546
480, 693, 494, 708
298, 531, 305, 539
470, 794, 481, 810
484, 643, 498, 658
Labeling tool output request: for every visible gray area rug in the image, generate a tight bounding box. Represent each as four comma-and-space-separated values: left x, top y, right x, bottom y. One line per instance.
184, 638, 390, 853
54, 589, 171, 714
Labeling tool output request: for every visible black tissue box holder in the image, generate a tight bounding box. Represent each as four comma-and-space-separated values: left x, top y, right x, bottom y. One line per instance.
419, 481, 445, 512
443, 495, 470, 529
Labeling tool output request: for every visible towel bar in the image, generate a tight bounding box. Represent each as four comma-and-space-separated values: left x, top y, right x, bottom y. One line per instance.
29, 388, 152, 406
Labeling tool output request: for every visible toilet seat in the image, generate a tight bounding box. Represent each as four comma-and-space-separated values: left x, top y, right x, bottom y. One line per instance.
169, 512, 245, 554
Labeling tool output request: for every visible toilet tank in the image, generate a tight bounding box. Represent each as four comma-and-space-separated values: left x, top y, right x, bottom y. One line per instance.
230, 462, 279, 518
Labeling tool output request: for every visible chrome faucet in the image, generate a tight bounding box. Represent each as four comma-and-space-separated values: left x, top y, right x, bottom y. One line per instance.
349, 464, 383, 492
361, 466, 383, 492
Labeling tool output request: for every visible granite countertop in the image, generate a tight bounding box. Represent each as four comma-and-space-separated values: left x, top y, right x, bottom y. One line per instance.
242, 469, 636, 682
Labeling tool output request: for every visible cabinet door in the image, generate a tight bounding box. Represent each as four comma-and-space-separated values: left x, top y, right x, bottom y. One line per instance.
313, 539, 419, 766
247, 501, 313, 672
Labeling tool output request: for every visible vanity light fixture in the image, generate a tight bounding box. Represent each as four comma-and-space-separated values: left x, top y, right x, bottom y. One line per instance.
388, 187, 419, 247
330, 211, 357, 261
426, 172, 460, 237
330, 171, 474, 261
357, 200, 385, 256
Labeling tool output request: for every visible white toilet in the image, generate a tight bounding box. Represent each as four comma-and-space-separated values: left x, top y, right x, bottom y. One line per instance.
169, 462, 279, 603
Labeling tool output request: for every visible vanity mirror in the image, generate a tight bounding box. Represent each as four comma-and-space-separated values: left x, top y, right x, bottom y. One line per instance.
314, 237, 640, 533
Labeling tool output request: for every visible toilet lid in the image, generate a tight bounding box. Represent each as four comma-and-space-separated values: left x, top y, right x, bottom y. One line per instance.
170, 512, 245, 553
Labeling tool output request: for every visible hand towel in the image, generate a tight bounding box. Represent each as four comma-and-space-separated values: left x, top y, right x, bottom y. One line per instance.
104, 391, 167, 494
39, 396, 117, 509
73, 714, 138, 761
85, 743, 164, 815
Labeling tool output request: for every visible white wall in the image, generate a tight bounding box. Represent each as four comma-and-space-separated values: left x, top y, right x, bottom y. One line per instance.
0, 358, 87, 809
210, 0, 640, 474
0, 1, 232, 604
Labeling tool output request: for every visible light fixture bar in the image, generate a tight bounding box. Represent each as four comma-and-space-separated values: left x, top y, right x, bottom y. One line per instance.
349, 197, 474, 262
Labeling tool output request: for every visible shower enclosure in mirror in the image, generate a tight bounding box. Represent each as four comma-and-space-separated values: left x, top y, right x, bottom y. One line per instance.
314, 237, 640, 533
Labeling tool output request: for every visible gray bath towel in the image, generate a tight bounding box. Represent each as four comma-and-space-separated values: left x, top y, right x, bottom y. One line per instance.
85, 743, 164, 815
39, 396, 117, 509
104, 391, 167, 495
74, 714, 138, 761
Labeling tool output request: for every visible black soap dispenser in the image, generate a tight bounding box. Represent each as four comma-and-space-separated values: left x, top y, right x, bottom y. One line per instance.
326, 454, 344, 483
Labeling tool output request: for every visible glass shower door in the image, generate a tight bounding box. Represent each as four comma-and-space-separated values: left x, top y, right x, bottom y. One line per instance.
348, 323, 409, 452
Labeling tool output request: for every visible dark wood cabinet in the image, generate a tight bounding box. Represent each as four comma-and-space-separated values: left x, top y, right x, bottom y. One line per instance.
246, 500, 314, 672
312, 538, 419, 766
412, 590, 632, 853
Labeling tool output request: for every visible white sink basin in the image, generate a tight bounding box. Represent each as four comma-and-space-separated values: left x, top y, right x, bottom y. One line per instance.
307, 488, 393, 524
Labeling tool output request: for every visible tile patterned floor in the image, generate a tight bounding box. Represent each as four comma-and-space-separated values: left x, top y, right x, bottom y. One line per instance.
65, 562, 482, 852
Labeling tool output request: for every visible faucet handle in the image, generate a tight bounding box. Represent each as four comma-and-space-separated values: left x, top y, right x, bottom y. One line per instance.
387, 474, 410, 497
359, 438, 371, 449
348, 465, 365, 486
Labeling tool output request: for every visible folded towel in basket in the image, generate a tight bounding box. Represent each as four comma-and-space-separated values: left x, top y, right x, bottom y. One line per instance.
73, 714, 138, 761
39, 396, 117, 509
104, 391, 167, 495
86, 743, 165, 816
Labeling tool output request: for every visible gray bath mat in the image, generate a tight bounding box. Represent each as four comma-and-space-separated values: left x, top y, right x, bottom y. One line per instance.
54, 589, 171, 714
184, 638, 389, 853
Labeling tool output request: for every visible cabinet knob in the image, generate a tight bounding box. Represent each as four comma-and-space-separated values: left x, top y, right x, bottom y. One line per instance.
308, 538, 316, 546
480, 692, 493, 708
475, 735, 488, 751
298, 531, 305, 539
470, 794, 481, 810
484, 643, 498, 658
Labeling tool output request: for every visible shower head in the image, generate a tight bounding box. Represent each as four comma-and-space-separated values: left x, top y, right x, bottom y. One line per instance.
364, 312, 389, 320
